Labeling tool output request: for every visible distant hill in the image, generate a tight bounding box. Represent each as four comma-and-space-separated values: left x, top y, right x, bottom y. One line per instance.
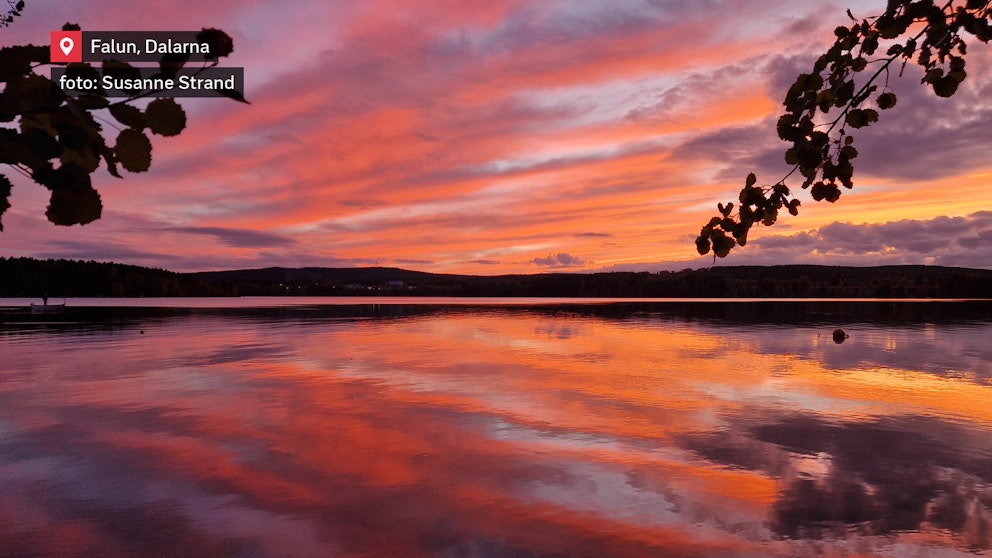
0, 257, 230, 298
2, 257, 992, 298
190, 266, 462, 286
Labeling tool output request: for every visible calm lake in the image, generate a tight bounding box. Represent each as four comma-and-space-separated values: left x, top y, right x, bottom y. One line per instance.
1, 298, 991, 557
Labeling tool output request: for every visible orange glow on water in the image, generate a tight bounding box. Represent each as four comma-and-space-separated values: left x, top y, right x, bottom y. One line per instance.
2, 302, 991, 556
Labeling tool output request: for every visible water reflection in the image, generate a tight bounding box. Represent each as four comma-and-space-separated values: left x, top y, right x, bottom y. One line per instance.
1, 301, 990, 557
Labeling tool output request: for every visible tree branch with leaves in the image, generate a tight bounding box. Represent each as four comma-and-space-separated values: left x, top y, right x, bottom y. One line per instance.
696, 0, 992, 258
0, 0, 24, 29
0, 19, 243, 231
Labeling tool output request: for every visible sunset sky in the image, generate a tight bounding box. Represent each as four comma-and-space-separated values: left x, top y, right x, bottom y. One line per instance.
2, 0, 992, 273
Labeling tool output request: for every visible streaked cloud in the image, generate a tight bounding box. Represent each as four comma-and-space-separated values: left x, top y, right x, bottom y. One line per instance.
574, 232, 613, 239
3, 0, 992, 272
161, 226, 298, 248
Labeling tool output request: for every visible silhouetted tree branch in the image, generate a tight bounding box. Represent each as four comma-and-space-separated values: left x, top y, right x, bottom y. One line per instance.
696, 0, 992, 258
0, 0, 24, 29
0, 15, 242, 230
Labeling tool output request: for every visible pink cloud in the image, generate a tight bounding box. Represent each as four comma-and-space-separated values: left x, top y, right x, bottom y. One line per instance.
4, 1, 992, 273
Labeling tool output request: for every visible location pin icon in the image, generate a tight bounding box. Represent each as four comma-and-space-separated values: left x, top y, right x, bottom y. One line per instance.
60, 37, 74, 56
51, 30, 82, 62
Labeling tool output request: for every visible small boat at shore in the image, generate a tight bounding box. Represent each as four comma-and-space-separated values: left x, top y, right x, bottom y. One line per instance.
30, 303, 66, 313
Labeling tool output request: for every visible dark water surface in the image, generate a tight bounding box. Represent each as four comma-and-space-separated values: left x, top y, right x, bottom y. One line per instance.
1, 300, 991, 557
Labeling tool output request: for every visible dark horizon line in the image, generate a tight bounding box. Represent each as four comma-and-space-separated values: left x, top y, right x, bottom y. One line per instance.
4, 255, 992, 278
4, 257, 992, 299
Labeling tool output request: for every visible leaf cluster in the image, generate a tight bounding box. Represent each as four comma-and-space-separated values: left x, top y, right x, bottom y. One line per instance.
0, 22, 237, 230
696, 0, 992, 258
0, 0, 24, 28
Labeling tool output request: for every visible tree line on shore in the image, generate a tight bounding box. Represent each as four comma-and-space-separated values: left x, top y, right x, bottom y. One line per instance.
2, 257, 991, 299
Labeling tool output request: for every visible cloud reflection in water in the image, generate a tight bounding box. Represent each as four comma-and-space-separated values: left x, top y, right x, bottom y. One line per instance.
0, 302, 990, 556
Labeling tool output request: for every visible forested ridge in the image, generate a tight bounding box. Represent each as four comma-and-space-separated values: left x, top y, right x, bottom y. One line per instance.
2, 257, 991, 298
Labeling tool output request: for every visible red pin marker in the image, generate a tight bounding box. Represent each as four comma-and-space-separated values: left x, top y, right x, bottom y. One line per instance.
51, 30, 82, 63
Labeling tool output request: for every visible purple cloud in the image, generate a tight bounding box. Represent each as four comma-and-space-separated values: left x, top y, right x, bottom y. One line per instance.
161, 226, 297, 248
673, 51, 992, 186
531, 252, 586, 267
738, 212, 992, 269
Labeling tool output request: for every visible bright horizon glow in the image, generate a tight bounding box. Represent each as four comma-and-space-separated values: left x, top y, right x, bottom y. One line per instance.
1, 0, 991, 273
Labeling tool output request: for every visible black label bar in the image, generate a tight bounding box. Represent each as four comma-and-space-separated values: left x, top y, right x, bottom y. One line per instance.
52, 67, 246, 99
81, 31, 223, 62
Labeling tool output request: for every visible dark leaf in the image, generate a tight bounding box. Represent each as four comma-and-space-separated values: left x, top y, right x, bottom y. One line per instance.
32, 163, 91, 192
845, 109, 869, 128
695, 235, 711, 256
933, 75, 959, 97
70, 95, 110, 110
923, 67, 944, 84
145, 98, 186, 136
158, 52, 191, 78
0, 128, 55, 171
876, 15, 907, 39
101, 146, 122, 178
797, 146, 822, 170
787, 199, 801, 217
195, 28, 234, 60
217, 87, 250, 104
60, 144, 101, 173
862, 33, 879, 55
877, 92, 897, 109
114, 128, 152, 173
46, 185, 102, 226
732, 221, 751, 246
0, 74, 65, 121
19, 112, 56, 136
101, 60, 143, 91
711, 233, 735, 258
65, 62, 101, 82
108, 103, 146, 129
903, 38, 917, 58
777, 114, 799, 141
811, 182, 829, 201
813, 182, 841, 202
834, 80, 856, 104
51, 105, 101, 151
0, 45, 48, 82
762, 209, 777, 226
20, 127, 62, 164
815, 90, 836, 113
